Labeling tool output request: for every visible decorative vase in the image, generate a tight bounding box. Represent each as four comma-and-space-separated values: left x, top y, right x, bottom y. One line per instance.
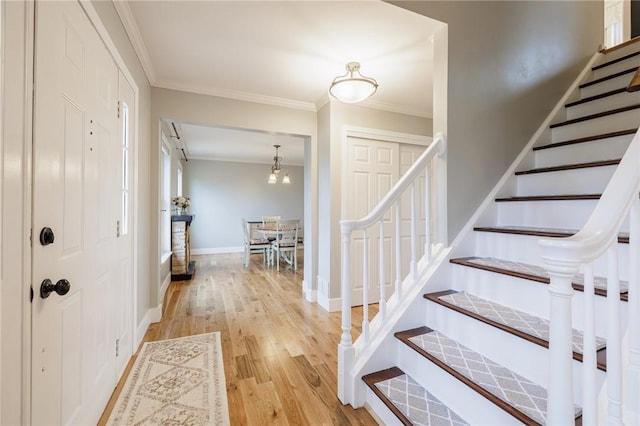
180, 207, 188, 215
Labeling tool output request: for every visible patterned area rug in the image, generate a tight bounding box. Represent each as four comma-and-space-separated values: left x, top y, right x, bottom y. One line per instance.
107, 332, 230, 425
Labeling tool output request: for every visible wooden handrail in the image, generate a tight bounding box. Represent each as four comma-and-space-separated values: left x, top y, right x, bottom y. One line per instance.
628, 68, 640, 92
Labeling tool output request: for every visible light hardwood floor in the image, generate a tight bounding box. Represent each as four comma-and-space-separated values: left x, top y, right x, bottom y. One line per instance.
99, 252, 379, 425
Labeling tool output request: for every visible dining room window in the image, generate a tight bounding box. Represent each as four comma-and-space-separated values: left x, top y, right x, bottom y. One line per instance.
161, 137, 171, 258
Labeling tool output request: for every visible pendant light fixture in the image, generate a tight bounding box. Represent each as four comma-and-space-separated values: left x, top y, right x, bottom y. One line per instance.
268, 144, 290, 184
329, 62, 378, 104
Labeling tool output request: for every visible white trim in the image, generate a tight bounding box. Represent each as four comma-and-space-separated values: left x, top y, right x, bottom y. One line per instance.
111, 0, 156, 84
302, 280, 317, 303
191, 246, 244, 255
343, 126, 431, 146
134, 305, 163, 348
159, 272, 171, 305
317, 93, 431, 119
317, 292, 341, 312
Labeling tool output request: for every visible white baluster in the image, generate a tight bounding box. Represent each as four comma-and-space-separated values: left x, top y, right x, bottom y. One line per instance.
546, 266, 577, 425
379, 220, 386, 319
607, 245, 623, 425
395, 203, 402, 299
362, 229, 369, 342
338, 227, 354, 404
410, 181, 417, 281
424, 161, 431, 263
627, 198, 640, 424
582, 263, 597, 425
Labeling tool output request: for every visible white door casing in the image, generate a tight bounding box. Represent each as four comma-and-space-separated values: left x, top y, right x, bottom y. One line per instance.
32, 2, 121, 424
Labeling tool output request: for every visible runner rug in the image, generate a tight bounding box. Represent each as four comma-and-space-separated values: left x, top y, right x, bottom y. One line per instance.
107, 332, 230, 425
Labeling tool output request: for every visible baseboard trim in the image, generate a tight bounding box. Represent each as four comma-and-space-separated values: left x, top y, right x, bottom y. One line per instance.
134, 304, 163, 348
192, 246, 243, 255
159, 271, 171, 302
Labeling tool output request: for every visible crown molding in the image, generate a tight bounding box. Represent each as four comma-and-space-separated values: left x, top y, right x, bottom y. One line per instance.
186, 155, 304, 167
112, 0, 157, 84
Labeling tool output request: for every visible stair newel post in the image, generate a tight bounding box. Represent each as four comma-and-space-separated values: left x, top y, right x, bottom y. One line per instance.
362, 229, 370, 342
424, 161, 431, 263
606, 245, 623, 425
582, 263, 597, 424
338, 222, 354, 405
378, 220, 386, 320
410, 181, 417, 281
544, 261, 578, 425
395, 203, 402, 299
627, 198, 640, 424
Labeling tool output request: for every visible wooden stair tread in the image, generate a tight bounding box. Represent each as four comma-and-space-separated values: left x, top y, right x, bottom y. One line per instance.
578, 66, 638, 89
533, 128, 638, 151
549, 103, 640, 128
592, 50, 640, 71
395, 327, 582, 425
450, 256, 629, 301
494, 194, 600, 202
472, 225, 630, 243
565, 87, 628, 108
362, 367, 469, 426
424, 290, 607, 371
515, 159, 620, 175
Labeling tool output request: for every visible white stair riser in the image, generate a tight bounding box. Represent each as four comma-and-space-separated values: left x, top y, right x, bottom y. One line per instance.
591, 55, 640, 80
534, 134, 633, 168
451, 263, 625, 338
566, 91, 640, 120
551, 108, 640, 142
474, 231, 632, 281
495, 199, 623, 231
601, 44, 640, 62
516, 166, 616, 196
364, 388, 405, 426
580, 73, 637, 98
397, 339, 522, 426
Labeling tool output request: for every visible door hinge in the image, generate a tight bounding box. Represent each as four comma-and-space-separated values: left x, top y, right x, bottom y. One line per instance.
116, 220, 121, 238
115, 339, 120, 357
117, 101, 120, 119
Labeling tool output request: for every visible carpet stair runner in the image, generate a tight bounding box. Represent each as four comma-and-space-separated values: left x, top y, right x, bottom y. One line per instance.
361, 39, 640, 425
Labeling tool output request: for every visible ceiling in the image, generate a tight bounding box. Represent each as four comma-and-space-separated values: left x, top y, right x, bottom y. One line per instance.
116, 1, 443, 165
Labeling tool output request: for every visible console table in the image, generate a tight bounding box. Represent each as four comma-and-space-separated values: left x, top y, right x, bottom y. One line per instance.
171, 214, 195, 280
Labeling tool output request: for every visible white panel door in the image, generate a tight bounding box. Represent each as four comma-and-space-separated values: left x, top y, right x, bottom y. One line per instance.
398, 144, 427, 278
32, 2, 120, 424
345, 137, 398, 305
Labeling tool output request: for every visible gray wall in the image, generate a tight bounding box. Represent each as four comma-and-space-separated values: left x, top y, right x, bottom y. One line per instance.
391, 0, 603, 241
184, 160, 304, 250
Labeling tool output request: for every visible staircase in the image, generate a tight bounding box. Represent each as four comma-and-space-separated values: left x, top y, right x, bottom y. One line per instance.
344, 39, 640, 425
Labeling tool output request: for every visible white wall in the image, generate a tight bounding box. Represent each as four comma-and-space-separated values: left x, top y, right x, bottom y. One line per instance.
184, 159, 304, 252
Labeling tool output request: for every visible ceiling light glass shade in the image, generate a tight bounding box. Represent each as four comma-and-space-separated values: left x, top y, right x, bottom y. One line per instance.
282, 172, 290, 184
329, 62, 378, 104
268, 173, 277, 184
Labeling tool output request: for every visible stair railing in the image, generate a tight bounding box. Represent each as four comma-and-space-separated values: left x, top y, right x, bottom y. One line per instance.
540, 127, 640, 425
338, 133, 447, 405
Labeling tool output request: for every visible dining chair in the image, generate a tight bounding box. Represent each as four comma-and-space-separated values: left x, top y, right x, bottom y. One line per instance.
270, 219, 299, 271
241, 218, 270, 267
261, 215, 281, 226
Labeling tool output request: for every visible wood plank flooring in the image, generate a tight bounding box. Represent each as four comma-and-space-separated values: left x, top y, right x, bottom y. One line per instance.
98, 252, 379, 425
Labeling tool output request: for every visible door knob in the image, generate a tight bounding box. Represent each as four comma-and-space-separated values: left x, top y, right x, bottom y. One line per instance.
39, 227, 55, 245
40, 278, 71, 299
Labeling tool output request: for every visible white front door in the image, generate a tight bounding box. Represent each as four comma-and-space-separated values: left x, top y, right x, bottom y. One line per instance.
345, 137, 398, 305
32, 1, 120, 424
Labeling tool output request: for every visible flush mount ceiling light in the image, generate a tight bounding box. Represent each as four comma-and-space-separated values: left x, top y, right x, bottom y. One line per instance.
329, 62, 379, 104
268, 144, 290, 184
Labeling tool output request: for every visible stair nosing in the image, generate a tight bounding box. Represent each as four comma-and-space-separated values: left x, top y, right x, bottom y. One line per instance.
592, 51, 640, 71
450, 256, 628, 302
424, 290, 607, 371
494, 194, 601, 202
578, 66, 638, 89
396, 327, 543, 426
565, 87, 628, 108
533, 129, 638, 151
515, 159, 620, 175
472, 226, 630, 244
549, 103, 640, 128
